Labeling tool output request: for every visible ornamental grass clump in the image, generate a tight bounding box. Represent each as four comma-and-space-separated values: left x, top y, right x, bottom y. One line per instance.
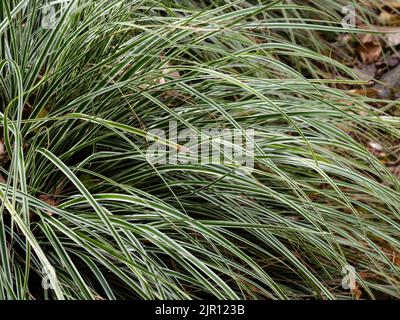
0, 0, 399, 299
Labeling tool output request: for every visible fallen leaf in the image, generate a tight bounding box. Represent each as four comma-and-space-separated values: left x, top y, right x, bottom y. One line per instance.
39, 195, 57, 207
0, 139, 5, 157
0, 139, 9, 164
360, 270, 376, 280
352, 286, 363, 300
358, 42, 382, 64
381, 1, 400, 9
395, 254, 400, 267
